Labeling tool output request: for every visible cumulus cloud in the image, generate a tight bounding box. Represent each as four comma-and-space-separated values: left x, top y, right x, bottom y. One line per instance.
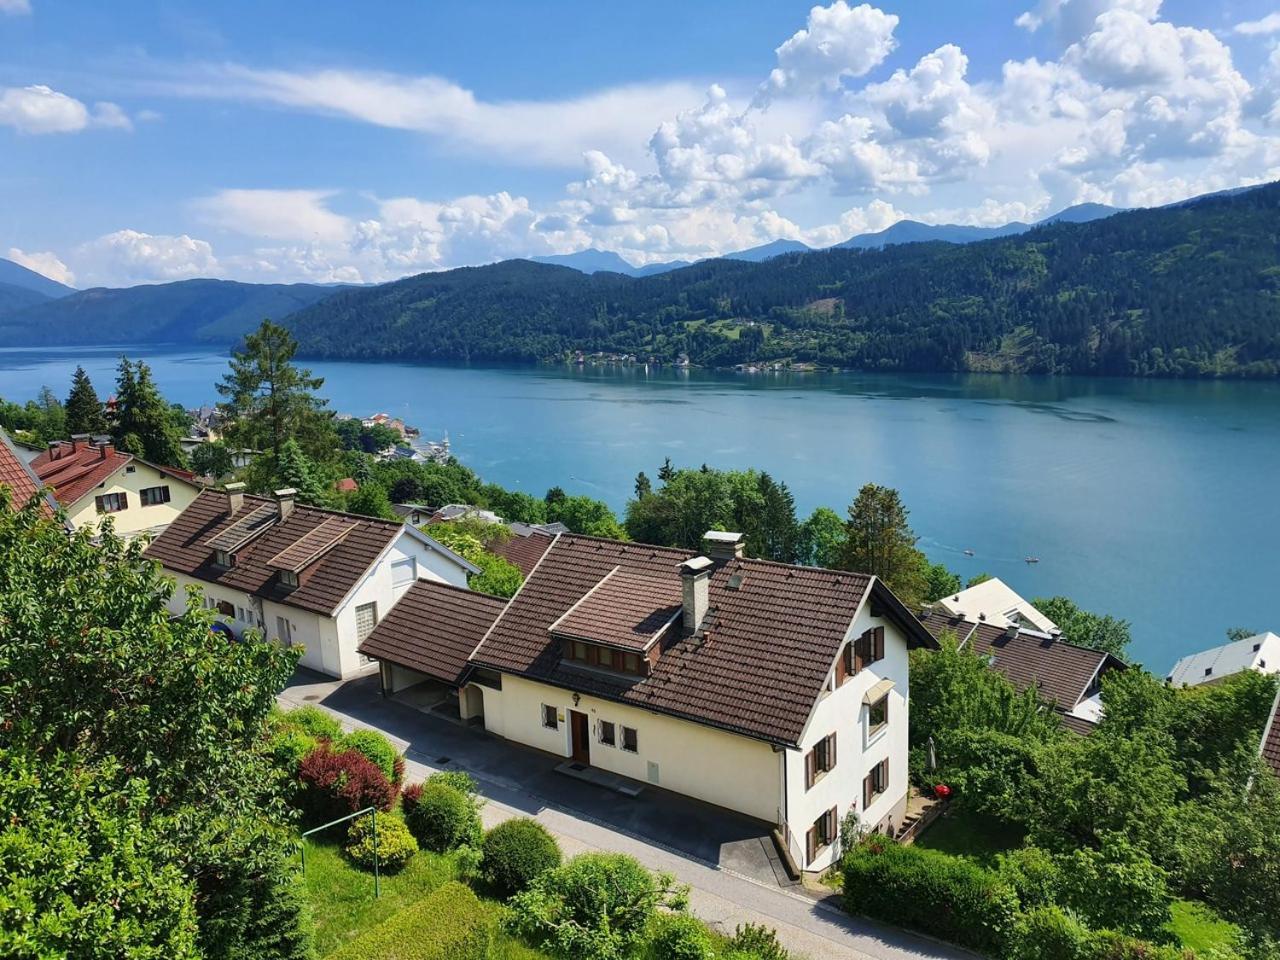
6, 247, 75, 286
1014, 0, 1162, 44
761, 2, 899, 100
1234, 13, 1280, 36
192, 189, 353, 243
73, 230, 219, 287
0, 84, 133, 134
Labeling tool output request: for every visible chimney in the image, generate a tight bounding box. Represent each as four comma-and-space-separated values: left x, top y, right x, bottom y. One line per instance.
702, 530, 745, 561
96, 441, 114, 460
681, 555, 714, 633
274, 487, 297, 520
224, 481, 246, 515
46, 440, 61, 459
70, 433, 90, 451
1003, 624, 1018, 641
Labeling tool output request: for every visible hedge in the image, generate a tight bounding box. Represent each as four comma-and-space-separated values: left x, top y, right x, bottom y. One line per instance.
342, 729, 401, 784
281, 705, 344, 741
1006, 905, 1093, 960
326, 881, 489, 960
841, 836, 1018, 954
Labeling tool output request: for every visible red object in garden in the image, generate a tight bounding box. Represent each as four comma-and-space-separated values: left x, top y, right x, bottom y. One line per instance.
933, 783, 952, 799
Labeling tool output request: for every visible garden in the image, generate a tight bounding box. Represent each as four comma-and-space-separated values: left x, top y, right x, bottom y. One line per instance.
270, 705, 800, 960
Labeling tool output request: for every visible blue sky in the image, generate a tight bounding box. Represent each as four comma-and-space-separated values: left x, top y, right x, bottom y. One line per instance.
2, 0, 1278, 287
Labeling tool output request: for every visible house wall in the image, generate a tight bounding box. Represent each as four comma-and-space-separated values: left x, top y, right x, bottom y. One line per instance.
480, 674, 780, 823
66, 461, 200, 539
783, 602, 912, 874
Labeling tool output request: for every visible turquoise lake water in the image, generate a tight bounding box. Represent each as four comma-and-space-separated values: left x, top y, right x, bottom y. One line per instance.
3, 344, 1278, 672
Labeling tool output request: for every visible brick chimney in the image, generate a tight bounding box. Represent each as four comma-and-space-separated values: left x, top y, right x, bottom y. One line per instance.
46, 440, 62, 460
702, 530, 744, 561
681, 555, 714, 633
96, 441, 114, 460
274, 488, 297, 520
224, 481, 246, 515
70, 433, 90, 451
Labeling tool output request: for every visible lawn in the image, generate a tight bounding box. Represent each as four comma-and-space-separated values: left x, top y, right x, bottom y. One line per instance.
1166, 899, 1240, 956
913, 808, 1025, 868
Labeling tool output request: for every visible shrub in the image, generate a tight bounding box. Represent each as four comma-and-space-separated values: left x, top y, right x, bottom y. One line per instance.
507, 852, 686, 960
344, 812, 419, 872
841, 835, 1018, 954
401, 782, 423, 814
282, 705, 343, 741
1006, 905, 1093, 960
267, 726, 318, 776
326, 881, 489, 960
1089, 930, 1196, 960
428, 769, 479, 796
726, 923, 790, 960
482, 818, 562, 897
997, 846, 1062, 909
649, 913, 714, 960
1055, 841, 1172, 939
297, 744, 395, 826
403, 781, 482, 852
342, 729, 400, 784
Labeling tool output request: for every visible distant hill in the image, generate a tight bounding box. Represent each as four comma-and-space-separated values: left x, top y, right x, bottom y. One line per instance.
0, 257, 75, 299
532, 248, 692, 277
1039, 202, 1120, 225
0, 278, 346, 347
836, 203, 1119, 248
0, 281, 52, 317
721, 239, 812, 262
286, 181, 1280, 379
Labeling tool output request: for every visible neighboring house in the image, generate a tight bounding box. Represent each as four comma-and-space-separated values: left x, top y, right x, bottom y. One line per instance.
392, 503, 435, 525
5, 433, 43, 466
918, 610, 1125, 734
334, 477, 359, 494
32, 436, 202, 539
935, 577, 1058, 633
358, 529, 938, 875
488, 527, 555, 576
1166, 632, 1280, 688
145, 484, 478, 679
1260, 685, 1280, 779
0, 428, 59, 516
429, 503, 503, 525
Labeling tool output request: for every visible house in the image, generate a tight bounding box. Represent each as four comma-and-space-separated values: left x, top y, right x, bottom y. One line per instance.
335, 477, 359, 494
1166, 632, 1280, 688
358, 529, 938, 874
144, 484, 478, 679
918, 610, 1125, 733
0, 428, 59, 516
31, 435, 203, 539
488, 526, 556, 576
392, 502, 435, 525
935, 577, 1058, 633
429, 503, 503, 525
1260, 685, 1280, 779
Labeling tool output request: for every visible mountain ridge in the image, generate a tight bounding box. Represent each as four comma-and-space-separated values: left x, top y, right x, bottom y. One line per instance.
0, 257, 75, 299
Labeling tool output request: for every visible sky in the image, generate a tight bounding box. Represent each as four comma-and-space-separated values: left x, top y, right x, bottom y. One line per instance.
1, 0, 1279, 289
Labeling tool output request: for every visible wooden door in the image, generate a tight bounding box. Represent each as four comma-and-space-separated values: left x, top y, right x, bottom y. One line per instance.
569, 710, 590, 765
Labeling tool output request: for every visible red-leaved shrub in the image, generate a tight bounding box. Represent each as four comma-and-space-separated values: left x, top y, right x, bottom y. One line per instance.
298, 744, 395, 826
401, 782, 423, 815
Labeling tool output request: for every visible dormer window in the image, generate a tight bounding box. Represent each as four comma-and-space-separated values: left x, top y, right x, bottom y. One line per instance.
562, 639, 645, 676
213, 549, 232, 568
280, 570, 300, 589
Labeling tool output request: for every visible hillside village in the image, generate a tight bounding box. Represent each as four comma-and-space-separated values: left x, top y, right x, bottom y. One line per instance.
2, 320, 1279, 960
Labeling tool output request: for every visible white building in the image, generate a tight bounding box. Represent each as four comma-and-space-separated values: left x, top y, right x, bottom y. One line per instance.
1166, 632, 1280, 688
358, 530, 938, 875
935, 576, 1058, 633
145, 485, 477, 679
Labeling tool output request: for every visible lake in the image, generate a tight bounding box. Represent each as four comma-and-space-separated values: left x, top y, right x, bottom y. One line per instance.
3, 344, 1278, 672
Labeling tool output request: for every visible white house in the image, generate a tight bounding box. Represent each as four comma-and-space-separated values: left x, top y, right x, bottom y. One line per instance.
145, 484, 478, 679
357, 530, 937, 875
1166, 632, 1280, 688
935, 576, 1058, 633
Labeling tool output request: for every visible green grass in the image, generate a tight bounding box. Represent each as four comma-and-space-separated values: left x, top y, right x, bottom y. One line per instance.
1167, 899, 1239, 955
913, 808, 1025, 868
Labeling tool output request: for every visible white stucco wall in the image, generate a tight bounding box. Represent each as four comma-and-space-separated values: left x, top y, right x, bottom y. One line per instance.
479, 674, 781, 823
66, 461, 200, 539
782, 601, 912, 873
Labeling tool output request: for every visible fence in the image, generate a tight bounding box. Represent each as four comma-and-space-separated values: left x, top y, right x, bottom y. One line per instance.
300, 806, 382, 898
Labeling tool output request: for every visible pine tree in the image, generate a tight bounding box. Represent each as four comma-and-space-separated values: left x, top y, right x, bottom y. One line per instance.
634, 471, 652, 499
273, 439, 327, 506
112, 358, 187, 467
64, 366, 107, 435
755, 472, 799, 564
840, 483, 927, 605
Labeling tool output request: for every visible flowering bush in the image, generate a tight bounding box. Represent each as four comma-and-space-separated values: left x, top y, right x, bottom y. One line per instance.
297, 744, 395, 826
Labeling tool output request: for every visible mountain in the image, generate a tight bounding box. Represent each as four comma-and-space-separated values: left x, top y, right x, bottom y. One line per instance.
0, 278, 346, 347
0, 281, 52, 316
721, 239, 812, 262
0, 257, 75, 299
286, 180, 1280, 379
836, 202, 1119, 249
1038, 202, 1119, 225
531, 248, 691, 277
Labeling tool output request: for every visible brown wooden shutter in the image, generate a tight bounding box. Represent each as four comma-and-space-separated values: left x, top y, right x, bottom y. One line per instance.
829, 732, 837, 771
874, 626, 885, 662
835, 645, 847, 685
863, 772, 872, 808
95, 495, 104, 513
805, 750, 816, 790
806, 825, 817, 864
826, 806, 838, 844
119, 491, 128, 510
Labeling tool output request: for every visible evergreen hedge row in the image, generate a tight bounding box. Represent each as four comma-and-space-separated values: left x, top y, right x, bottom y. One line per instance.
325, 882, 489, 960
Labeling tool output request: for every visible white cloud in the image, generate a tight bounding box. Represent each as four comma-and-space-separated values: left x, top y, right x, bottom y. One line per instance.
0, 0, 31, 14
91, 101, 133, 130
1014, 0, 1162, 44
0, 85, 134, 134
73, 230, 219, 287
1234, 13, 1280, 36
761, 2, 898, 100
191, 189, 353, 242
6, 247, 75, 286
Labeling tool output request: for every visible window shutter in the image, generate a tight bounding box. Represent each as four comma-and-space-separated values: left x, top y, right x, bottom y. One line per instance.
835, 646, 847, 685
826, 807, 838, 844
806, 825, 817, 865
829, 732, 837, 770
863, 772, 872, 809
95, 495, 104, 513
874, 626, 885, 661
119, 491, 128, 510
805, 750, 815, 790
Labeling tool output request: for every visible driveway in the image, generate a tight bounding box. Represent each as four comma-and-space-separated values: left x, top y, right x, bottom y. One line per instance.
281, 669, 974, 960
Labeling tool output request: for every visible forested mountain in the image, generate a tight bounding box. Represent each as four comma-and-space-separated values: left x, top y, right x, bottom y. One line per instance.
0, 278, 347, 346
288, 181, 1280, 378
0, 257, 74, 298
0, 281, 52, 316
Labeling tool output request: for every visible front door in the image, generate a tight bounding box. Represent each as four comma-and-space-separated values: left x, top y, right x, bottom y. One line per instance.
569, 710, 590, 765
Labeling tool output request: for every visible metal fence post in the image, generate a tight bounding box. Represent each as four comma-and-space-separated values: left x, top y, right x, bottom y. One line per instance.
372, 808, 380, 899
298, 806, 381, 899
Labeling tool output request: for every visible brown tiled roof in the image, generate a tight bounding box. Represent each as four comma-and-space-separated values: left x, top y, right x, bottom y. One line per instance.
489, 530, 554, 577
1262, 689, 1280, 778
919, 610, 1122, 710
471, 535, 936, 745
358, 579, 506, 686
32, 440, 132, 507
0, 429, 55, 516
552, 567, 683, 651
1058, 712, 1098, 736
144, 490, 406, 616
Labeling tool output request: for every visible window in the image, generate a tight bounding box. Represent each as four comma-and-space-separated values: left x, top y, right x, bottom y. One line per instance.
867, 694, 889, 736
805, 807, 838, 864
216, 600, 235, 618
391, 556, 417, 588
848, 626, 886, 675
95, 492, 127, 514
355, 602, 378, 643
863, 758, 889, 808
213, 549, 232, 568
623, 652, 641, 674
597, 647, 615, 669
125, 464, 137, 474
599, 720, 616, 747
621, 726, 638, 753
562, 640, 646, 677
805, 732, 838, 789
139, 485, 171, 506
280, 570, 299, 589
541, 704, 559, 730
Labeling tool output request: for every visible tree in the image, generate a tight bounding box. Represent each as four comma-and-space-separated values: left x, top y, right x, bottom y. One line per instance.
425, 521, 524, 598
920, 559, 961, 602
799, 507, 846, 568
112, 358, 188, 467
346, 481, 396, 521
657, 457, 676, 482
1033, 595, 1132, 661
751, 472, 800, 563
549, 494, 627, 539
270, 438, 329, 506
633, 471, 652, 499
191, 440, 235, 479
0, 492, 311, 958
217, 319, 334, 462
64, 365, 107, 435
841, 484, 927, 606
